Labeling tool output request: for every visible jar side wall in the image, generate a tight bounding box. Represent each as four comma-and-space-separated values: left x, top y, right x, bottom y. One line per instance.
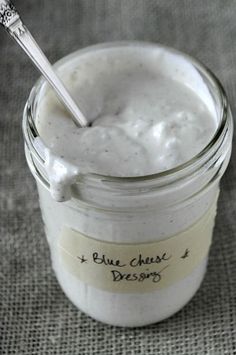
32, 116, 232, 326
37, 178, 220, 243
53, 253, 208, 327
36, 179, 214, 326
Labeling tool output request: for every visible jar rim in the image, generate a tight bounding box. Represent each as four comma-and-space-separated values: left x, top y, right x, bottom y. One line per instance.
23, 41, 230, 186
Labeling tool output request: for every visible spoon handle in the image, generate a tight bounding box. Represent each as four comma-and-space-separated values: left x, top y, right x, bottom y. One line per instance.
0, 0, 88, 127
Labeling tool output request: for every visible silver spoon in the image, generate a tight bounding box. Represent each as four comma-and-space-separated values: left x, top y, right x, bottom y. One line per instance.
0, 0, 88, 128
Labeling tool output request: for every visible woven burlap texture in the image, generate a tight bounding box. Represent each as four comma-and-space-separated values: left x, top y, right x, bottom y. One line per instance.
0, 0, 236, 354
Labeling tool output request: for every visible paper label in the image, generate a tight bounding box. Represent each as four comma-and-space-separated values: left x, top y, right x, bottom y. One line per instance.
58, 200, 217, 293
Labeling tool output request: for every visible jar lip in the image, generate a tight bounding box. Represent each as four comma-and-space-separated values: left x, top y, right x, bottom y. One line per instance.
23, 41, 230, 185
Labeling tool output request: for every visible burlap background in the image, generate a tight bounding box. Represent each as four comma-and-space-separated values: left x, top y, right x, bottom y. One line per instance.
0, 1, 236, 354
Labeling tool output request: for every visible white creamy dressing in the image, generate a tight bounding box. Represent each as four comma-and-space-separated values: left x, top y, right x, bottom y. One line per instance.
36, 44, 217, 200
30, 43, 230, 327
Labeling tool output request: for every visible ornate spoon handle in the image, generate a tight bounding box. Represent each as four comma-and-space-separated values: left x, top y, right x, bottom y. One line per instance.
0, 0, 88, 127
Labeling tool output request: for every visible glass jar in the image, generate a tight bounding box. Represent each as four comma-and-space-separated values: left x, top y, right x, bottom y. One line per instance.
23, 42, 233, 327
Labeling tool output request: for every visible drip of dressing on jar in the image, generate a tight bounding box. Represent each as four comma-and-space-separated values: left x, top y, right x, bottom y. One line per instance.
35, 44, 218, 201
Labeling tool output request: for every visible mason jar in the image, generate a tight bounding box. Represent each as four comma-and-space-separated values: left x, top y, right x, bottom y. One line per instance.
22, 43, 233, 327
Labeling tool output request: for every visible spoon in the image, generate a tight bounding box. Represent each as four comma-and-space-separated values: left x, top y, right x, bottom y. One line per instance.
0, 0, 88, 128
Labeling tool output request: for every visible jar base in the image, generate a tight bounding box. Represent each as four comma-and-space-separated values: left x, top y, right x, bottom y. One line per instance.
53, 257, 207, 327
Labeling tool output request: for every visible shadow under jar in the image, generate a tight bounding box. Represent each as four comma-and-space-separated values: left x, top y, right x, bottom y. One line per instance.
23, 42, 233, 327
